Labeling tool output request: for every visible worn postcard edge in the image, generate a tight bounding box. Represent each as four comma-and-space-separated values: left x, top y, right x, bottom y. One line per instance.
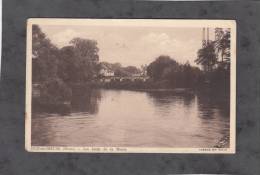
25, 19, 236, 154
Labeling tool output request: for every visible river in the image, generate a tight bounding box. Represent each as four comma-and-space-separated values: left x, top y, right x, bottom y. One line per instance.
32, 89, 230, 148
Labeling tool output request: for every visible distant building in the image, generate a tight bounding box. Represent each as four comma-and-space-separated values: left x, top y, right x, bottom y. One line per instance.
131, 73, 142, 77
99, 65, 114, 77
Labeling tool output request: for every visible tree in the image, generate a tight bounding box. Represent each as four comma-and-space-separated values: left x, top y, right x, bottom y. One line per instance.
195, 28, 231, 89
214, 28, 231, 65
182, 61, 192, 87
32, 25, 59, 82
58, 46, 78, 83
69, 38, 100, 81
32, 25, 58, 59
70, 38, 99, 63
32, 25, 73, 106
147, 55, 178, 80
111, 63, 122, 70
214, 28, 231, 90
215, 29, 231, 72
146, 55, 202, 88
195, 42, 217, 72
124, 66, 141, 75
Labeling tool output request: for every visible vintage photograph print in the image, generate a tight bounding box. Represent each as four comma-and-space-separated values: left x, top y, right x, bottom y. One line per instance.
26, 19, 236, 153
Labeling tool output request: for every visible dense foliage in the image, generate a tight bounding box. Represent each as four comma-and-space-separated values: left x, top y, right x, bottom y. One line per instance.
195, 28, 231, 72
147, 55, 201, 88
33, 25, 100, 84
145, 28, 231, 90
32, 25, 231, 109
32, 25, 100, 105
32, 25, 59, 82
195, 28, 231, 91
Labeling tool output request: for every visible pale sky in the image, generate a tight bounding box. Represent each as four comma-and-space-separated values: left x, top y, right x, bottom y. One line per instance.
40, 25, 215, 68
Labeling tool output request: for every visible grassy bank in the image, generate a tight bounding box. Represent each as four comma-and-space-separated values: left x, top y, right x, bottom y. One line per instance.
214, 135, 230, 148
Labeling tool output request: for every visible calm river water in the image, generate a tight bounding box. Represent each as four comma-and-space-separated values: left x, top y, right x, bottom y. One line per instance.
32, 89, 230, 148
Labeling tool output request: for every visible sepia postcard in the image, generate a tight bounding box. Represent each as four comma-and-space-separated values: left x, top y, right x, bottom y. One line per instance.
25, 19, 236, 153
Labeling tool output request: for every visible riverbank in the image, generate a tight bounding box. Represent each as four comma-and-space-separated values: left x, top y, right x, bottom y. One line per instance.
214, 135, 230, 148
32, 80, 229, 116
94, 80, 191, 90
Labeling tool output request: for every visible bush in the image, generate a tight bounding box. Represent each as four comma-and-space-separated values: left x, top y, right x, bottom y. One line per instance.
40, 78, 72, 104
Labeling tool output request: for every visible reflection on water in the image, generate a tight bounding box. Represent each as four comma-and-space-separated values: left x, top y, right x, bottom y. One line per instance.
32, 89, 230, 148
71, 89, 101, 114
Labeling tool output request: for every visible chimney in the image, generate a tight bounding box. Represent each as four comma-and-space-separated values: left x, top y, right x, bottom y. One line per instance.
202, 28, 206, 47
207, 27, 209, 44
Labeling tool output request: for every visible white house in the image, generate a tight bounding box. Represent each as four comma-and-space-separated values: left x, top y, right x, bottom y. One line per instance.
99, 67, 114, 77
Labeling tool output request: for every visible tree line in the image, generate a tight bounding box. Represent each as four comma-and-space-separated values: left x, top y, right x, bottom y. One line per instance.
146, 55, 201, 88
196, 28, 230, 72
32, 25, 101, 104
196, 28, 231, 91
32, 25, 100, 84
32, 25, 230, 106
145, 28, 231, 90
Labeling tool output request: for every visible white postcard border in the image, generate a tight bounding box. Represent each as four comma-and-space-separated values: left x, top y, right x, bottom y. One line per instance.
25, 19, 236, 154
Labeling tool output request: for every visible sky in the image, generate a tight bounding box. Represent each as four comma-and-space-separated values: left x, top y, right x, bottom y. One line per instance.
40, 25, 216, 68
